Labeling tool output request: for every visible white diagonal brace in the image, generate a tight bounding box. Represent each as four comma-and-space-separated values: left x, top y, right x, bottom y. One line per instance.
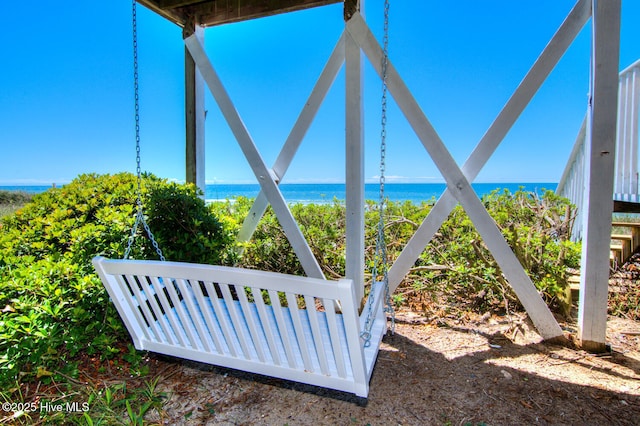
237, 32, 346, 245
184, 34, 324, 279
388, 0, 591, 291
347, 13, 564, 340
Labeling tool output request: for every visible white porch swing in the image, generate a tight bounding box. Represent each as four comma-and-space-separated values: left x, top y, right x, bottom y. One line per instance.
92, 0, 394, 398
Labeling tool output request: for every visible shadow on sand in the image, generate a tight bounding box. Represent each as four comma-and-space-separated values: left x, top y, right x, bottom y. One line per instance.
156, 321, 640, 425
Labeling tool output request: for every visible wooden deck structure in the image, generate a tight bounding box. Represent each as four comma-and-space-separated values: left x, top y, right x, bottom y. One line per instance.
137, 0, 342, 28
136, 0, 622, 352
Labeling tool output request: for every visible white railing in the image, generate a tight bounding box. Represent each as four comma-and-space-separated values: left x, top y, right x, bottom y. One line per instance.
557, 59, 640, 240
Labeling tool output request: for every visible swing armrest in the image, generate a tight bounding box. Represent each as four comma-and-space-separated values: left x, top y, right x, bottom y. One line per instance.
359, 280, 386, 332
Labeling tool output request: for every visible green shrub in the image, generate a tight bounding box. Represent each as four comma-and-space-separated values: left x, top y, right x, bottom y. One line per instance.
487, 189, 581, 311
418, 189, 581, 314
145, 181, 237, 265
232, 197, 305, 275
212, 189, 580, 315
0, 173, 235, 393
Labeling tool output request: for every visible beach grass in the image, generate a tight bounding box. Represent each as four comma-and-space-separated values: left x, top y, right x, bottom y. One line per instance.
0, 190, 33, 218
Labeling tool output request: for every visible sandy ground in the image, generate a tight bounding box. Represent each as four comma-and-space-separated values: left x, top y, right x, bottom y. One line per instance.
141, 311, 640, 425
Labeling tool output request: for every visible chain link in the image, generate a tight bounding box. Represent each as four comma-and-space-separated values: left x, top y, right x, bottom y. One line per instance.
377, 0, 390, 286
381, 0, 395, 335
124, 0, 165, 261
361, 0, 394, 346
133, 0, 142, 197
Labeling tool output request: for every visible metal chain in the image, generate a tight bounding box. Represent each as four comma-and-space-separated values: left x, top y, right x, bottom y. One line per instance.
124, 0, 165, 261
361, 0, 394, 347
379, 0, 395, 336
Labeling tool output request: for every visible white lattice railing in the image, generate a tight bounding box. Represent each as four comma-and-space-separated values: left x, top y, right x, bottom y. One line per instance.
557, 59, 640, 240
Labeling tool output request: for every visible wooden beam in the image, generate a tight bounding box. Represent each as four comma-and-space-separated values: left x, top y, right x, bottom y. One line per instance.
197, 0, 341, 27
184, 34, 325, 279
345, 2, 365, 301
184, 22, 206, 195
613, 200, 640, 213
138, 0, 340, 27
578, 0, 621, 353
344, 0, 358, 20
137, 0, 185, 26
158, 0, 207, 8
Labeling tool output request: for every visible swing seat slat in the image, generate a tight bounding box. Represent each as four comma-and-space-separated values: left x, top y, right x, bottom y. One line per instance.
93, 256, 386, 397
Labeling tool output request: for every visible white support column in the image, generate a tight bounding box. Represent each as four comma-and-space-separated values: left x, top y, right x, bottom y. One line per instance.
184, 23, 206, 195
578, 0, 621, 352
345, 1, 365, 301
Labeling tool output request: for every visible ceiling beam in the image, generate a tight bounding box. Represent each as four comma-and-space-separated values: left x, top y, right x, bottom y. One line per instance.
157, 0, 208, 9
137, 0, 341, 28
197, 0, 341, 27
137, 0, 186, 26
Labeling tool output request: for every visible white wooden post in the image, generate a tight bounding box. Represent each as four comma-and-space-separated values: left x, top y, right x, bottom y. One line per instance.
184, 23, 206, 195
578, 0, 621, 352
345, 0, 365, 301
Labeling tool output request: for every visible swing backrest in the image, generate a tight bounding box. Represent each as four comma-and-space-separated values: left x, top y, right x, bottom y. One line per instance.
93, 256, 383, 396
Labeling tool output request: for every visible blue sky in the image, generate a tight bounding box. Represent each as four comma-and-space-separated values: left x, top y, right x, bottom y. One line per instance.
1, 1, 639, 186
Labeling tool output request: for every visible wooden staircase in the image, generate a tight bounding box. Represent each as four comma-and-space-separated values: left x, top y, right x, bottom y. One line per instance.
609, 221, 640, 269
567, 221, 640, 302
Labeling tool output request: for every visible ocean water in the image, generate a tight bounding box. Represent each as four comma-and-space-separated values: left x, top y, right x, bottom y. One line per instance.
203, 182, 557, 204
1, 182, 557, 204
0, 185, 54, 194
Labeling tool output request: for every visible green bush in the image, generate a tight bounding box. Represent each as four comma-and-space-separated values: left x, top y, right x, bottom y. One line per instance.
211, 189, 580, 315
145, 181, 237, 265
0, 173, 235, 394
417, 189, 581, 314
215, 198, 347, 278
231, 197, 305, 275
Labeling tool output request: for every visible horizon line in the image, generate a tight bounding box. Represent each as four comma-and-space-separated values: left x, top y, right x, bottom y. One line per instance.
0, 180, 559, 187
